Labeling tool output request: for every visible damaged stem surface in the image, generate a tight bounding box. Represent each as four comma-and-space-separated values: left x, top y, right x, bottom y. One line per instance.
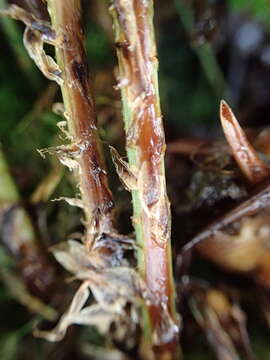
47, 0, 114, 247
111, 0, 178, 356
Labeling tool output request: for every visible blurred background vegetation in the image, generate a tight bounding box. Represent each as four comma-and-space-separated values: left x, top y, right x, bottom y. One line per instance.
1, 0, 270, 359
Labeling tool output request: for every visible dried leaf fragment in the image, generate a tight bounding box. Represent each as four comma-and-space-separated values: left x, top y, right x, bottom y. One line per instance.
35, 266, 143, 342
0, 5, 63, 84
52, 197, 84, 209
110, 146, 137, 191
198, 214, 270, 271
51, 238, 136, 277
23, 27, 62, 85
220, 100, 270, 184
51, 240, 95, 275
37, 143, 84, 171
36, 234, 148, 343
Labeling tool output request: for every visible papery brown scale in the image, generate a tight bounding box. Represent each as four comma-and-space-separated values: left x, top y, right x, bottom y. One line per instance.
220, 100, 270, 185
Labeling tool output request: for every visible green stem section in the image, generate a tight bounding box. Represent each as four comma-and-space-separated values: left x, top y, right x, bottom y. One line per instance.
111, 1, 178, 357
47, 0, 115, 247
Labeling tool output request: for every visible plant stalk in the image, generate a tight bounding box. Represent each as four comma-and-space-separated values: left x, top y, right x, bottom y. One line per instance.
47, 0, 115, 247
111, 0, 179, 357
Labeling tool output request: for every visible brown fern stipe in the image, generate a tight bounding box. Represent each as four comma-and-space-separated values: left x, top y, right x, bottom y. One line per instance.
47, 0, 115, 247
111, 1, 179, 357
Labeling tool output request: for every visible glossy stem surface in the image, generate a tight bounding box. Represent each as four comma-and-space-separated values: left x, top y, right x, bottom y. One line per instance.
47, 0, 114, 247
111, 1, 178, 357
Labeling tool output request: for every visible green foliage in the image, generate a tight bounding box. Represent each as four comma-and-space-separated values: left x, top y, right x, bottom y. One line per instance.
228, 0, 270, 24
159, 14, 219, 131
86, 22, 113, 67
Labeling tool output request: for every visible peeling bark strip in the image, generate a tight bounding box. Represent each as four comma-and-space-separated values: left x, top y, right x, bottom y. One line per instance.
47, 0, 114, 246
111, 0, 178, 352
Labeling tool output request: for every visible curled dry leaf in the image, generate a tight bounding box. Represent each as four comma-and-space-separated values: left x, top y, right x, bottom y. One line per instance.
176, 103, 270, 285
0, 5, 63, 84
35, 263, 143, 341
35, 238, 146, 342
197, 213, 270, 276
23, 26, 62, 85
37, 237, 176, 346
220, 100, 270, 184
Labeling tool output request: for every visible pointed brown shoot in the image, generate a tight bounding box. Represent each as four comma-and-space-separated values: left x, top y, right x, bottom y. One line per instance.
220, 100, 270, 184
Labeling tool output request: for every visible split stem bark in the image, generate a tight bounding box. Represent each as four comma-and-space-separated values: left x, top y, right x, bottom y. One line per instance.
47, 0, 115, 247
111, 1, 178, 357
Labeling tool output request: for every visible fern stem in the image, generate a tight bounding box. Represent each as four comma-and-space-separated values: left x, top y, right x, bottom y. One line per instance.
47, 0, 115, 247
111, 1, 179, 357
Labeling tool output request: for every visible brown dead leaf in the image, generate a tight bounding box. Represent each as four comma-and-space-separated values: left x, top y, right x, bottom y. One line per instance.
35, 237, 145, 342
0, 5, 63, 84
